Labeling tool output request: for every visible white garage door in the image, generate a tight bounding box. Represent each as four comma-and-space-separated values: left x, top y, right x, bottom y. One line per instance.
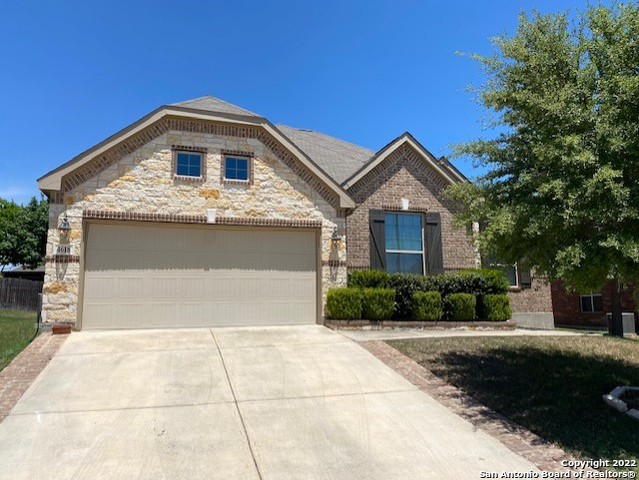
81, 223, 317, 329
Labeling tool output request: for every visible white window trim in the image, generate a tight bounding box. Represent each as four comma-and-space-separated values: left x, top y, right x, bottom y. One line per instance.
384, 212, 425, 275
223, 155, 250, 182
174, 151, 204, 179
580, 292, 603, 313
490, 262, 519, 289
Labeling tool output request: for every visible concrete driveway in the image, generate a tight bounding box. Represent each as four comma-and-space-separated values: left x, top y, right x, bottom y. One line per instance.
0, 326, 538, 479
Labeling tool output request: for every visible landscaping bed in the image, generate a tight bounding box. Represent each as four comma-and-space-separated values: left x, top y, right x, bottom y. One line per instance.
387, 335, 639, 469
0, 310, 38, 371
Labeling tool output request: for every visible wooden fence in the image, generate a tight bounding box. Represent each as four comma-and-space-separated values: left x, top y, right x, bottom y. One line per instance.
0, 278, 43, 311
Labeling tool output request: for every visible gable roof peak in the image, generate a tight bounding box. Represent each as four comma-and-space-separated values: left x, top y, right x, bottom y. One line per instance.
169, 96, 261, 118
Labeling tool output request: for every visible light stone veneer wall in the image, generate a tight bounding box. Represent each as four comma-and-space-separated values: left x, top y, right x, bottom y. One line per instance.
42, 129, 347, 325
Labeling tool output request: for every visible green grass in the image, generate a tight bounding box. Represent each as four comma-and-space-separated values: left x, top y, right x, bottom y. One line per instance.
0, 310, 38, 371
388, 336, 639, 468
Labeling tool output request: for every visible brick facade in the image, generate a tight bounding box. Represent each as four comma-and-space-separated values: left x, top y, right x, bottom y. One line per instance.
551, 280, 637, 328
508, 276, 553, 313
345, 142, 554, 324
346, 143, 478, 271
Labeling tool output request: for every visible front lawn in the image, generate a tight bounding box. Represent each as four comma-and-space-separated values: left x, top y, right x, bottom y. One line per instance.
0, 310, 38, 371
388, 336, 639, 466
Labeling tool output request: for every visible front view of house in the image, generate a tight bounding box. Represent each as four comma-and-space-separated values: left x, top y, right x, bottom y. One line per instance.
38, 96, 553, 330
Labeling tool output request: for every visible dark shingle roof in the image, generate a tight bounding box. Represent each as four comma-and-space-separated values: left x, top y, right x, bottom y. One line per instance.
276, 125, 374, 184
170, 96, 261, 117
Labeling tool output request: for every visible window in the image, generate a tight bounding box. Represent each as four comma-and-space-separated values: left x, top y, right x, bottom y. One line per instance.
224, 156, 249, 181
385, 213, 424, 274
580, 292, 603, 313
493, 264, 519, 288
175, 152, 202, 177
483, 252, 521, 288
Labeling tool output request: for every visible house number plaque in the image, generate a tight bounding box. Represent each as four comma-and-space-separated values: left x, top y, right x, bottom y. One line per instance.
56, 245, 73, 255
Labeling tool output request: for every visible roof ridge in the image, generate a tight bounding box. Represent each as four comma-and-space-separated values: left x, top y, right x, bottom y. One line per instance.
170, 96, 260, 117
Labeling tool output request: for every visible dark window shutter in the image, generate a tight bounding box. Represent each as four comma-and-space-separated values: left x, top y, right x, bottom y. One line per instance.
369, 210, 386, 270
426, 212, 444, 275
519, 268, 532, 289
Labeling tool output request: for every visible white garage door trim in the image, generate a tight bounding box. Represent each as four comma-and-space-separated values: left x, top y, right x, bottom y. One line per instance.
77, 220, 321, 330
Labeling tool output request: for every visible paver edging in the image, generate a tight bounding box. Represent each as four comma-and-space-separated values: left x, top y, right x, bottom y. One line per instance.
0, 332, 68, 423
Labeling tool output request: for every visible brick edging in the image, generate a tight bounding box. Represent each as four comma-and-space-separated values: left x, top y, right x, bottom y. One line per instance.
0, 333, 68, 423
83, 209, 323, 229
360, 340, 585, 472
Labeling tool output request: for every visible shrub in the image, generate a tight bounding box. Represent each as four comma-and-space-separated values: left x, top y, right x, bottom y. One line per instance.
326, 288, 363, 320
412, 291, 443, 321
444, 293, 476, 321
478, 294, 511, 321
385, 274, 430, 319
475, 269, 511, 294
362, 288, 396, 320
348, 269, 389, 289
429, 269, 510, 297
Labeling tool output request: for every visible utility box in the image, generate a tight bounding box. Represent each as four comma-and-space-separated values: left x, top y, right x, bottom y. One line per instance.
607, 312, 636, 336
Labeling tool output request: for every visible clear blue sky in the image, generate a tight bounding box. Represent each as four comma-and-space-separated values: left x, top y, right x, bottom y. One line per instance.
0, 0, 599, 204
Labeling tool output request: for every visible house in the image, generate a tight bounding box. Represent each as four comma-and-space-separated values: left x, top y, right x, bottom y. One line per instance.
552, 280, 637, 329
37, 96, 553, 330
1, 265, 45, 282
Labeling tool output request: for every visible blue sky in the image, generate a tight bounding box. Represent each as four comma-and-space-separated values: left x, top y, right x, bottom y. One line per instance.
0, 0, 598, 204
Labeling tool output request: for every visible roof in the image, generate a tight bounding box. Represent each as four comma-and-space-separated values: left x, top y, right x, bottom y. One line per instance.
170, 96, 261, 118
276, 125, 375, 184
37, 98, 356, 208
342, 132, 468, 189
38, 95, 466, 208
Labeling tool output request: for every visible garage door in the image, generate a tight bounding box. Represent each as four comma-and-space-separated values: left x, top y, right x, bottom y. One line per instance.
81, 223, 317, 329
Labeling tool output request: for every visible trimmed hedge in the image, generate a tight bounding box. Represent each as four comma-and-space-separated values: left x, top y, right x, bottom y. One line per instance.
478, 294, 511, 321
412, 291, 443, 321
343, 269, 508, 320
362, 288, 396, 320
428, 269, 510, 297
444, 293, 476, 321
326, 288, 362, 320
348, 270, 389, 289
385, 274, 430, 319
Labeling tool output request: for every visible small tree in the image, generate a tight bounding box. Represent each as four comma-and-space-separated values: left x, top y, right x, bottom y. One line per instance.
0, 199, 21, 270
0, 196, 49, 271
447, 5, 639, 335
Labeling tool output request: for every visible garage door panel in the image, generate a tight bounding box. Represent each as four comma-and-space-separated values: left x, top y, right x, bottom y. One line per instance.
82, 223, 317, 329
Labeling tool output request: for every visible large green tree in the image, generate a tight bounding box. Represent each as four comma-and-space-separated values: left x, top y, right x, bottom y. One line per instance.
0, 196, 48, 271
447, 4, 639, 331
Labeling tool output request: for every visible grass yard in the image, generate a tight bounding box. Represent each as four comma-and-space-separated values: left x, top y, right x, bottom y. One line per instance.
0, 310, 38, 371
388, 335, 639, 467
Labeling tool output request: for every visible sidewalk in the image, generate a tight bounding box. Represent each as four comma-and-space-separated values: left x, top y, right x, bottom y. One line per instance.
335, 327, 595, 342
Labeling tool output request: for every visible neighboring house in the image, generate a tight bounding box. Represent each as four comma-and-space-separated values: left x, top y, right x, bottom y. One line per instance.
552, 281, 637, 329
37, 96, 553, 330
1, 265, 46, 282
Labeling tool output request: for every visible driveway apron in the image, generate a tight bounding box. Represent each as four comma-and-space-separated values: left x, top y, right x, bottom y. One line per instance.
0, 325, 538, 479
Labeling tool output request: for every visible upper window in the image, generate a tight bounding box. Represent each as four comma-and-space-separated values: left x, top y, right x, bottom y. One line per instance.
580, 292, 603, 313
176, 152, 202, 177
385, 213, 424, 274
224, 156, 249, 181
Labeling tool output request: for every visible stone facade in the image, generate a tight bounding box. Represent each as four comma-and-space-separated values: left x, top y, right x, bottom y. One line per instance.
42, 121, 347, 325
346, 143, 478, 272
551, 280, 637, 328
